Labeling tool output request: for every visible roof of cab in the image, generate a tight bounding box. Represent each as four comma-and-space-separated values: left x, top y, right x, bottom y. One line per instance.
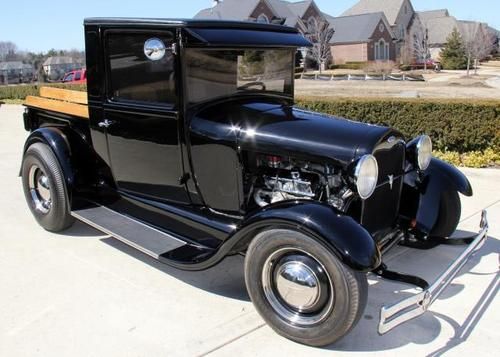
84, 18, 298, 33
84, 18, 312, 48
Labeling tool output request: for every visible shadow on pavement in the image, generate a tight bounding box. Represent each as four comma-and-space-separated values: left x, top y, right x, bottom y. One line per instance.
55, 220, 110, 238
325, 233, 499, 352
101, 236, 250, 301
427, 271, 499, 356
55, 220, 498, 352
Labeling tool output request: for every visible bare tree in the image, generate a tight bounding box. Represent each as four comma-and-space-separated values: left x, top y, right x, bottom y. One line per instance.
299, 18, 335, 73
402, 27, 431, 70
0, 41, 18, 61
401, 17, 436, 71
460, 21, 496, 76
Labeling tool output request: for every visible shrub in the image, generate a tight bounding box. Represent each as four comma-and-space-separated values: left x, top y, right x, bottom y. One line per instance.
0, 83, 87, 100
296, 97, 500, 153
363, 61, 396, 74
434, 148, 500, 168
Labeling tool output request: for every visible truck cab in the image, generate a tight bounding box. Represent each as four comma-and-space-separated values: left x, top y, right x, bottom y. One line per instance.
20, 18, 488, 347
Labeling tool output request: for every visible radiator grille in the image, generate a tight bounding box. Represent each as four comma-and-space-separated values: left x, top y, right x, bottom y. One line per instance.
361, 141, 405, 236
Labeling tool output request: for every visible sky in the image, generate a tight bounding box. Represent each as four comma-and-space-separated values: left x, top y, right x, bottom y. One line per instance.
1, 0, 499, 53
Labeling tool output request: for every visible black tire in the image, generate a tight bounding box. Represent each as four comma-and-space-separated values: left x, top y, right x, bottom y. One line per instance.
430, 190, 461, 238
244, 229, 367, 347
21, 143, 74, 232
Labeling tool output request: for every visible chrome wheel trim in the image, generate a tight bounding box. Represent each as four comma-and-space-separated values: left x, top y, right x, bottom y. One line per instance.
262, 247, 335, 326
275, 261, 321, 311
28, 165, 52, 214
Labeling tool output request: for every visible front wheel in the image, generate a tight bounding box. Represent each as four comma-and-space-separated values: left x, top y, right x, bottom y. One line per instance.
244, 229, 367, 347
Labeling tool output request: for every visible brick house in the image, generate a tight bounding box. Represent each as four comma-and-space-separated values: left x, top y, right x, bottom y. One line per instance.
324, 12, 396, 64
341, 0, 418, 61
195, 0, 327, 32
417, 10, 499, 61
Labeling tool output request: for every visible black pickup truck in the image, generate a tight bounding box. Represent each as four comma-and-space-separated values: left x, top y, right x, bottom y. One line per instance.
21, 18, 488, 347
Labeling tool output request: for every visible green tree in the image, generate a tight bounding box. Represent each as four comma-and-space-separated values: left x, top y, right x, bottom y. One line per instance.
440, 27, 468, 70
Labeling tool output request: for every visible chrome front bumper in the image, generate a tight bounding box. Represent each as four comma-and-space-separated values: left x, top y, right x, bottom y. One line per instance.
378, 210, 489, 334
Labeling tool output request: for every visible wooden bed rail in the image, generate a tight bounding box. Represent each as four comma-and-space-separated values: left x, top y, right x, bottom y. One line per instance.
24, 87, 89, 119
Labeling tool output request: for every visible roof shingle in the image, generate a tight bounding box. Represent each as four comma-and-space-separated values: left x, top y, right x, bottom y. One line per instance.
326, 12, 393, 44
341, 0, 405, 25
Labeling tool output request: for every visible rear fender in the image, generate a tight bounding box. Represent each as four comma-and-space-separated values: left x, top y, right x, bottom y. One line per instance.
22, 127, 75, 191
230, 201, 381, 272
414, 158, 472, 234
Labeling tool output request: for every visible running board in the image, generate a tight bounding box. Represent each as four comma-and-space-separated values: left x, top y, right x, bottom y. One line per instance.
72, 205, 186, 259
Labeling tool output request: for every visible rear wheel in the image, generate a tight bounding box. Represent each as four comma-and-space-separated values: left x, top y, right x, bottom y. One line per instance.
244, 229, 367, 347
21, 143, 74, 232
430, 190, 461, 238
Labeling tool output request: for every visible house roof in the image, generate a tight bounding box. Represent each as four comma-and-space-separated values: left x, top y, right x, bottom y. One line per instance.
425, 16, 459, 45
194, 0, 260, 21
194, 0, 319, 28
458, 20, 483, 39
43, 56, 79, 66
326, 12, 393, 45
417, 9, 449, 25
286, 0, 313, 18
341, 0, 405, 25
267, 0, 301, 26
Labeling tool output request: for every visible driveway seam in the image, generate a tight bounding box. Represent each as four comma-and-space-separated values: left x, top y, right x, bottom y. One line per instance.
460, 199, 500, 223
197, 323, 266, 357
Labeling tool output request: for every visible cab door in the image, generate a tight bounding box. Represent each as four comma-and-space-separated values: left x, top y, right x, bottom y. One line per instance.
102, 30, 189, 204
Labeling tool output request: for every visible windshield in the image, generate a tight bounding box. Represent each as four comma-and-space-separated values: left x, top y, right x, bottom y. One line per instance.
185, 48, 294, 105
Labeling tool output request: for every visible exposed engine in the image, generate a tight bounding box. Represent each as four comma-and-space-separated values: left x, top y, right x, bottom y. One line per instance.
251, 154, 354, 211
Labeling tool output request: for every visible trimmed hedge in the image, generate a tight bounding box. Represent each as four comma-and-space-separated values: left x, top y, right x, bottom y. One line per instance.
0, 83, 87, 100
329, 62, 367, 70
296, 97, 500, 153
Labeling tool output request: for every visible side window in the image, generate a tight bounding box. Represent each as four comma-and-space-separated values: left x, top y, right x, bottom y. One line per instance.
106, 31, 176, 107
64, 73, 74, 82
74, 71, 81, 80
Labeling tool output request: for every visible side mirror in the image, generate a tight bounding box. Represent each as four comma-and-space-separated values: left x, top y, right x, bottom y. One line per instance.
144, 38, 167, 61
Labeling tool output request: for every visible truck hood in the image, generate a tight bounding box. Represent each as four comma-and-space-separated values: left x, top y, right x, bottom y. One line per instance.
190, 98, 402, 167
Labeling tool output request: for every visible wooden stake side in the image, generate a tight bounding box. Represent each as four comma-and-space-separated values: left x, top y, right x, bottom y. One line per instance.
25, 96, 89, 119
39, 86, 88, 105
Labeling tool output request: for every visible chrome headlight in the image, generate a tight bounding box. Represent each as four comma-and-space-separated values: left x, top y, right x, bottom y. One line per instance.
416, 135, 432, 170
354, 155, 378, 200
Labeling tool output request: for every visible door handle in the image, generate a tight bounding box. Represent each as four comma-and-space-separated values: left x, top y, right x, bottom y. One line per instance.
98, 119, 115, 129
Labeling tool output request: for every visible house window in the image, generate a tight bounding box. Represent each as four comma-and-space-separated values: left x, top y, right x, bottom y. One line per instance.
257, 14, 269, 23
307, 16, 317, 29
375, 39, 390, 60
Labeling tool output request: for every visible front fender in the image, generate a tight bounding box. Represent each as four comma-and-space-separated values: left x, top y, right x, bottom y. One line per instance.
230, 201, 381, 272
415, 158, 472, 234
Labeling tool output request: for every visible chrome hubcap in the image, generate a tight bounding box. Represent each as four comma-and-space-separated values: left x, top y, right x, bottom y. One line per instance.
275, 261, 320, 311
28, 165, 52, 214
262, 247, 334, 326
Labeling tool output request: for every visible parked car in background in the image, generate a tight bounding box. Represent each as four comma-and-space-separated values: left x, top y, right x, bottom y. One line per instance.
409, 60, 441, 72
61, 69, 86, 83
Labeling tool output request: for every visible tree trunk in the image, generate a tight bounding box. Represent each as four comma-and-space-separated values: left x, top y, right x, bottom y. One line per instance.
466, 55, 471, 76
474, 58, 479, 75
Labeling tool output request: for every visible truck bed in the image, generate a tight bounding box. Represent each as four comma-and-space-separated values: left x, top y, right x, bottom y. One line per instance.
24, 87, 89, 119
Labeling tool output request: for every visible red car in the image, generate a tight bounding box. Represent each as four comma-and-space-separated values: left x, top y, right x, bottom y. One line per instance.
61, 69, 86, 83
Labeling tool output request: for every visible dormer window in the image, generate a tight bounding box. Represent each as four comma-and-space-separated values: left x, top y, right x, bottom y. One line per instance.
257, 14, 269, 23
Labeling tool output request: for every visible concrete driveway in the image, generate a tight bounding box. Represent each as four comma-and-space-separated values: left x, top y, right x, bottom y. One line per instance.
0, 104, 498, 357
